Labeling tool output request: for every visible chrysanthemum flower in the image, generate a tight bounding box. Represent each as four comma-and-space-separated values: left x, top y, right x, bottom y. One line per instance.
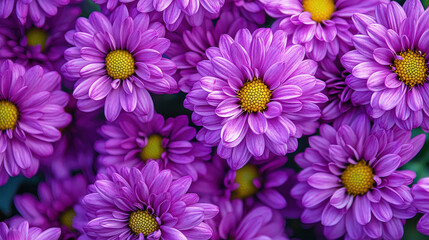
186, 28, 327, 169
0, 0, 75, 27
317, 58, 354, 122
342, 0, 429, 131
93, 0, 224, 31
0, 6, 81, 72
95, 113, 211, 181
77, 161, 218, 239
206, 198, 288, 240
191, 154, 288, 210
41, 97, 101, 181
14, 175, 88, 239
167, 10, 257, 93
277, 169, 303, 219
62, 5, 177, 121
0, 60, 71, 185
412, 177, 429, 236
223, 0, 265, 25
0, 217, 61, 240
292, 112, 424, 239
260, 0, 387, 61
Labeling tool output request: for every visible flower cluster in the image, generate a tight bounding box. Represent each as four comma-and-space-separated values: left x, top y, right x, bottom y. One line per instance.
1, 0, 429, 239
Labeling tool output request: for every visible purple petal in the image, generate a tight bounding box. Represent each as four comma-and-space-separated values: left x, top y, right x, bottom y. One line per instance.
161, 226, 187, 240
330, 188, 351, 209
352, 62, 385, 79
373, 48, 395, 65
353, 195, 371, 225
417, 214, 429, 235
378, 86, 406, 111
364, 218, 383, 239
302, 189, 334, 208
215, 98, 241, 118
407, 87, 423, 111
105, 89, 122, 121
307, 173, 340, 190
383, 217, 404, 239
257, 189, 286, 209
248, 112, 267, 134
221, 115, 248, 145
263, 102, 282, 119
373, 154, 401, 177
321, 204, 343, 226
89, 76, 111, 100
246, 132, 265, 157
212, 57, 243, 81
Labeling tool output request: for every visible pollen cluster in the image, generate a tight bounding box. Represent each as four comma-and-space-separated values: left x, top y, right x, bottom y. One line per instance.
26, 28, 47, 51
139, 135, 165, 161
302, 0, 335, 23
0, 101, 19, 131
105, 50, 135, 80
237, 78, 272, 113
232, 164, 259, 199
128, 210, 159, 236
59, 209, 76, 230
393, 49, 428, 88
341, 160, 375, 196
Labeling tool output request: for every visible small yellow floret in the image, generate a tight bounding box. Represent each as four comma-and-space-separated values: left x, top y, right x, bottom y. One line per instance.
129, 210, 159, 236
105, 50, 135, 80
232, 164, 259, 199
59, 209, 76, 230
0, 101, 19, 130
237, 78, 272, 113
26, 28, 47, 51
139, 135, 164, 161
341, 160, 375, 196
393, 49, 428, 88
302, 0, 335, 23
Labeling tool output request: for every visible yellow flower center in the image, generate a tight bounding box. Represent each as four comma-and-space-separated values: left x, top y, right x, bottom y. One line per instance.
139, 135, 164, 161
105, 50, 135, 80
341, 160, 375, 196
302, 0, 335, 23
26, 27, 47, 51
128, 210, 159, 236
393, 49, 428, 88
232, 164, 259, 199
237, 78, 272, 113
59, 209, 76, 230
0, 101, 19, 131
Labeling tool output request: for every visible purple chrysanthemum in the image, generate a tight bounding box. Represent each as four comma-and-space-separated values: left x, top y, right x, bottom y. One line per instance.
291, 112, 424, 239
185, 28, 327, 169
0, 217, 61, 240
223, 0, 265, 25
14, 175, 88, 239
166, 9, 257, 93
0, 0, 75, 27
0, 6, 81, 72
317, 58, 355, 122
77, 161, 218, 239
342, 0, 429, 131
412, 177, 429, 236
206, 198, 288, 240
260, 0, 387, 61
93, 0, 224, 31
191, 153, 289, 210
62, 5, 178, 121
95, 113, 211, 181
0, 60, 71, 185
41, 97, 101, 181
277, 169, 303, 219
